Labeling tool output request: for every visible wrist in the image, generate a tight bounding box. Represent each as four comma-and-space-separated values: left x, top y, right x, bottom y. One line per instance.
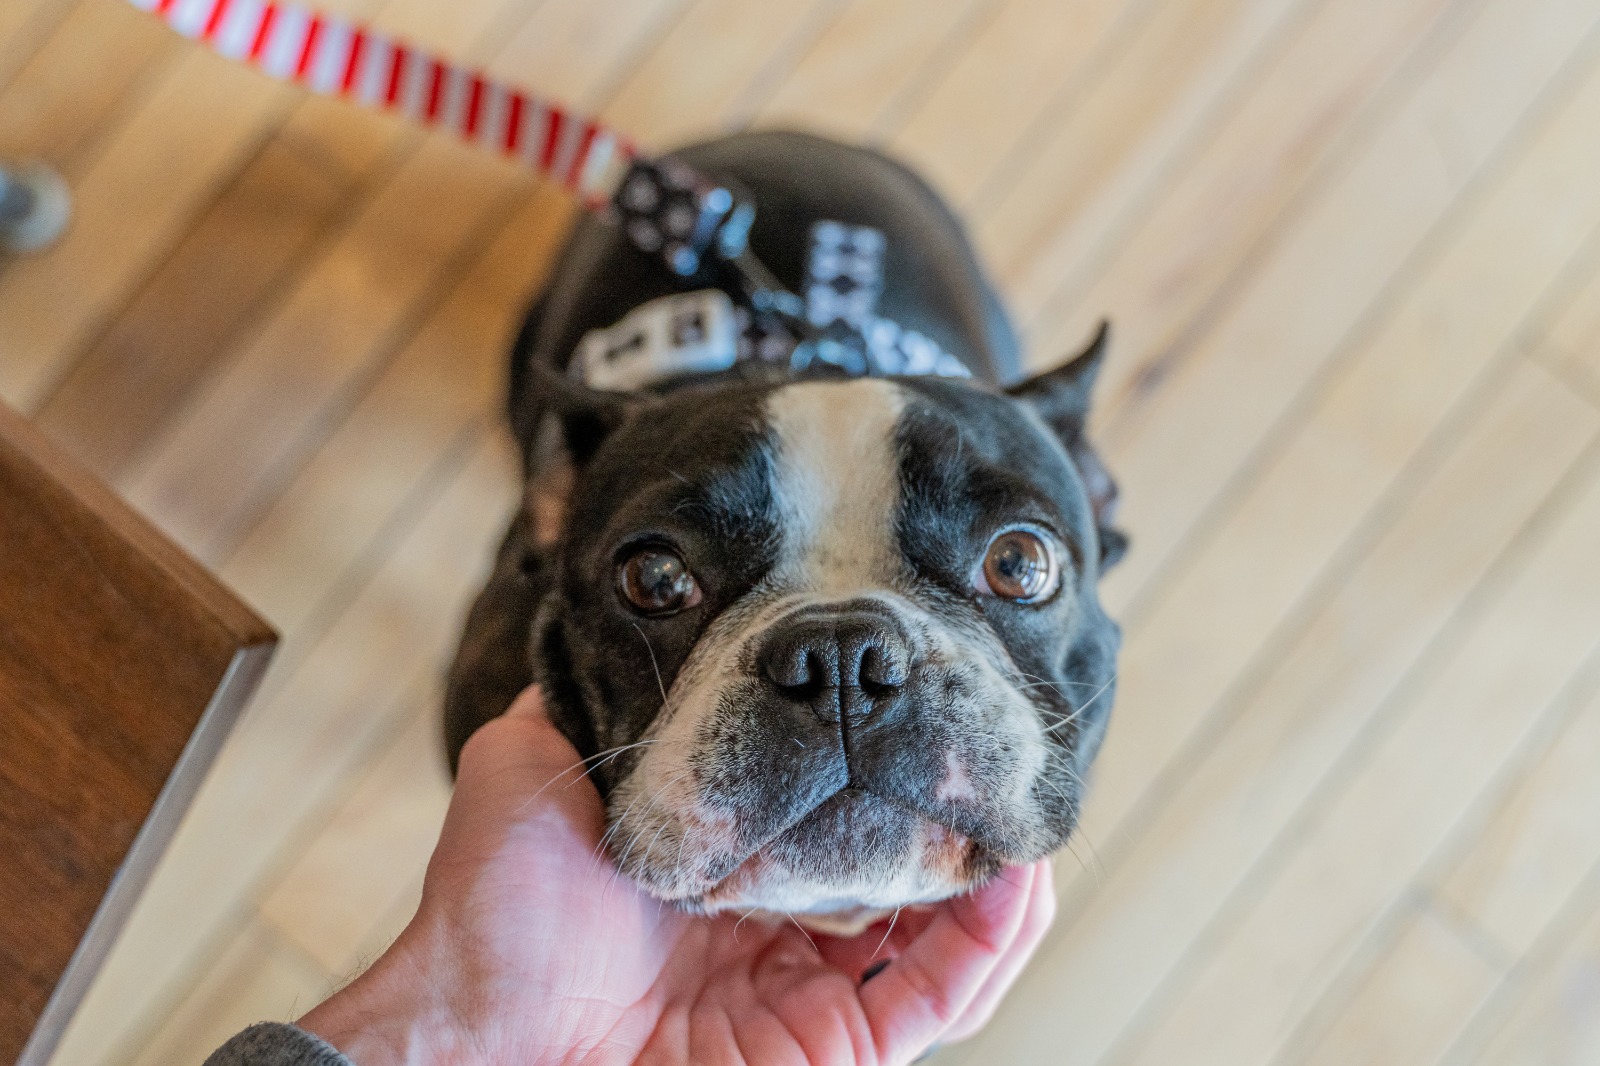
298, 922, 488, 1066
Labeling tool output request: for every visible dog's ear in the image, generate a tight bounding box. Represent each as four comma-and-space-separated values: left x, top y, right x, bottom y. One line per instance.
521, 368, 655, 552
535, 365, 646, 467
1007, 320, 1128, 569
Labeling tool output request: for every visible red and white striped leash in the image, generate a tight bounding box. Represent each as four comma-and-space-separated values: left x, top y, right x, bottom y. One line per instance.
127, 0, 638, 206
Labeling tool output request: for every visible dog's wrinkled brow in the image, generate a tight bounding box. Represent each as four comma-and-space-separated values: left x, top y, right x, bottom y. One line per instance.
666, 456, 775, 537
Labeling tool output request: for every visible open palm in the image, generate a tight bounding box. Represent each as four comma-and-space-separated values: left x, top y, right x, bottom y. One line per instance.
302, 687, 1055, 1065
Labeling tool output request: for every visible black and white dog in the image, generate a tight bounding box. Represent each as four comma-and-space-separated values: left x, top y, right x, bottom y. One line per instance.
445, 130, 1124, 933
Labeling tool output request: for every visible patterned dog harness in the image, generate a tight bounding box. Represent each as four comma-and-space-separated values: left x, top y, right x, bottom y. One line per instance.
577, 159, 971, 391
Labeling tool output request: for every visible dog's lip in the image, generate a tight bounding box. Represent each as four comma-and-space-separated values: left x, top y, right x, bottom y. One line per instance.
675, 788, 989, 903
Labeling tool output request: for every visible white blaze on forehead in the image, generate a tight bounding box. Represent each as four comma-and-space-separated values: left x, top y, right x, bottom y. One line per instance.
765, 379, 907, 593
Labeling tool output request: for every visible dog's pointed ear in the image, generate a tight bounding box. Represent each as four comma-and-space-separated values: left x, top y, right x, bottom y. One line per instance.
1008, 320, 1128, 569
534, 365, 646, 467
1007, 319, 1109, 441
517, 368, 654, 555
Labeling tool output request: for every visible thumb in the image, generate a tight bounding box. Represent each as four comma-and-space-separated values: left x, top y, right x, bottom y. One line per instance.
446, 685, 608, 845
502, 684, 548, 721
456, 686, 579, 787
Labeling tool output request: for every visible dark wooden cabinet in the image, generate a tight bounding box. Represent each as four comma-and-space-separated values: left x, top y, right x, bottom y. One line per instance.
0, 401, 275, 1065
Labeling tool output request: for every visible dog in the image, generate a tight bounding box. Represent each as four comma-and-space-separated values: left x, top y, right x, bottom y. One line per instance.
445, 130, 1124, 934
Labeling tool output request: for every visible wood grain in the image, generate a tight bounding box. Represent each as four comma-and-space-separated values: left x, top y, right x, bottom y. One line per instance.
754, 0, 990, 140
0, 401, 273, 1065
1098, 0, 1600, 612
946, 361, 1598, 1066
887, 0, 1134, 209
1453, 877, 1600, 1065
605, 0, 841, 146
1021, 0, 1462, 379
1123, 437, 1600, 1065
1295, 900, 1505, 1066
975, 0, 1308, 303
52, 434, 518, 1065
0, 0, 77, 93
259, 706, 450, 973
1083, 3, 1600, 868
0, 0, 177, 179
125, 922, 329, 1066
35, 99, 402, 484
1290, 672, 1600, 1065
115, 0, 685, 561
0, 48, 297, 411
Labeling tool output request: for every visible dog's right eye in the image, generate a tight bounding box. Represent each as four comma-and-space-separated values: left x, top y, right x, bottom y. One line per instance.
617, 547, 702, 616
977, 527, 1061, 604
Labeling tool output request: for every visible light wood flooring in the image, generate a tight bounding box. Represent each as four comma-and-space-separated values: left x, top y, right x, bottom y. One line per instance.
5, 0, 1600, 1061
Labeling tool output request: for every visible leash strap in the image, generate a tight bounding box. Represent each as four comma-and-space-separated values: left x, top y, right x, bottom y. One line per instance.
126, 0, 635, 204
130, 0, 969, 381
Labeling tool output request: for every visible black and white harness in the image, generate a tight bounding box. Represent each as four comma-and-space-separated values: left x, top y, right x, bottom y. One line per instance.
572, 158, 971, 393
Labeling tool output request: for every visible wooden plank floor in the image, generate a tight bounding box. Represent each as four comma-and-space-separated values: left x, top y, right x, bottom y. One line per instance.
5, 0, 1599, 1061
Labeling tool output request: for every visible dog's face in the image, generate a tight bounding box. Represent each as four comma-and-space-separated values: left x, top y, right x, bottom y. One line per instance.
531, 342, 1123, 928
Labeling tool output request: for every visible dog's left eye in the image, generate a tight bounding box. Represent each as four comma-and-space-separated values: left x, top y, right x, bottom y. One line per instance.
976, 527, 1061, 604
618, 546, 702, 616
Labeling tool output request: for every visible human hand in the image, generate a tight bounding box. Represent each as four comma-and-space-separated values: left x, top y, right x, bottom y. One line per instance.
299, 686, 1056, 1065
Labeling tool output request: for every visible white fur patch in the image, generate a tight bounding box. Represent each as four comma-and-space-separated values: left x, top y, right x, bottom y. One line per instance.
937, 750, 977, 803
765, 379, 907, 594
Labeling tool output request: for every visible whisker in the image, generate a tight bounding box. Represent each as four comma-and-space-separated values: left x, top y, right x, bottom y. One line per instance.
591, 787, 650, 876
1034, 705, 1085, 725
1034, 768, 1082, 808
1041, 673, 1118, 736
1041, 747, 1091, 794
632, 622, 669, 707
671, 822, 694, 890
786, 912, 820, 956
1074, 827, 1107, 886
870, 906, 903, 962
513, 738, 661, 815
564, 739, 660, 792
612, 770, 693, 903
638, 791, 689, 874
1014, 676, 1104, 690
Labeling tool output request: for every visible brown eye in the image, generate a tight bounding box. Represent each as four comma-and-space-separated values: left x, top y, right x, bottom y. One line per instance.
979, 528, 1060, 603
618, 547, 701, 616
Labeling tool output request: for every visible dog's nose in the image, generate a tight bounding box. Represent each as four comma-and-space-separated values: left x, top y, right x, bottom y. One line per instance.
759, 611, 910, 723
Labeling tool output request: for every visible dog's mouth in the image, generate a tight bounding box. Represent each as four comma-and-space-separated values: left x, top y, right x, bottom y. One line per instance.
653, 787, 999, 918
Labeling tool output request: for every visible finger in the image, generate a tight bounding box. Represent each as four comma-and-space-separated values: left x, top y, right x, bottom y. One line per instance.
941, 860, 1056, 1043
455, 685, 581, 799
859, 862, 1038, 1061
503, 684, 547, 720
439, 685, 607, 857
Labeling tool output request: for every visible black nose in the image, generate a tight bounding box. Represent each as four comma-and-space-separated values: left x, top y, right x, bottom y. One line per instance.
759, 610, 911, 723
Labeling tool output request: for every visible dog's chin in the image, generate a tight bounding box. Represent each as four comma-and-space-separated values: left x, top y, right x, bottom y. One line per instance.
653, 790, 1000, 934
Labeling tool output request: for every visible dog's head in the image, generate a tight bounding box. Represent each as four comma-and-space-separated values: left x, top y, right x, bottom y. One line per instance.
525, 328, 1123, 928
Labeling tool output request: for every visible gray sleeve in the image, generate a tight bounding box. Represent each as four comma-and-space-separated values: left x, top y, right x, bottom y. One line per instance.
203, 1022, 355, 1066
